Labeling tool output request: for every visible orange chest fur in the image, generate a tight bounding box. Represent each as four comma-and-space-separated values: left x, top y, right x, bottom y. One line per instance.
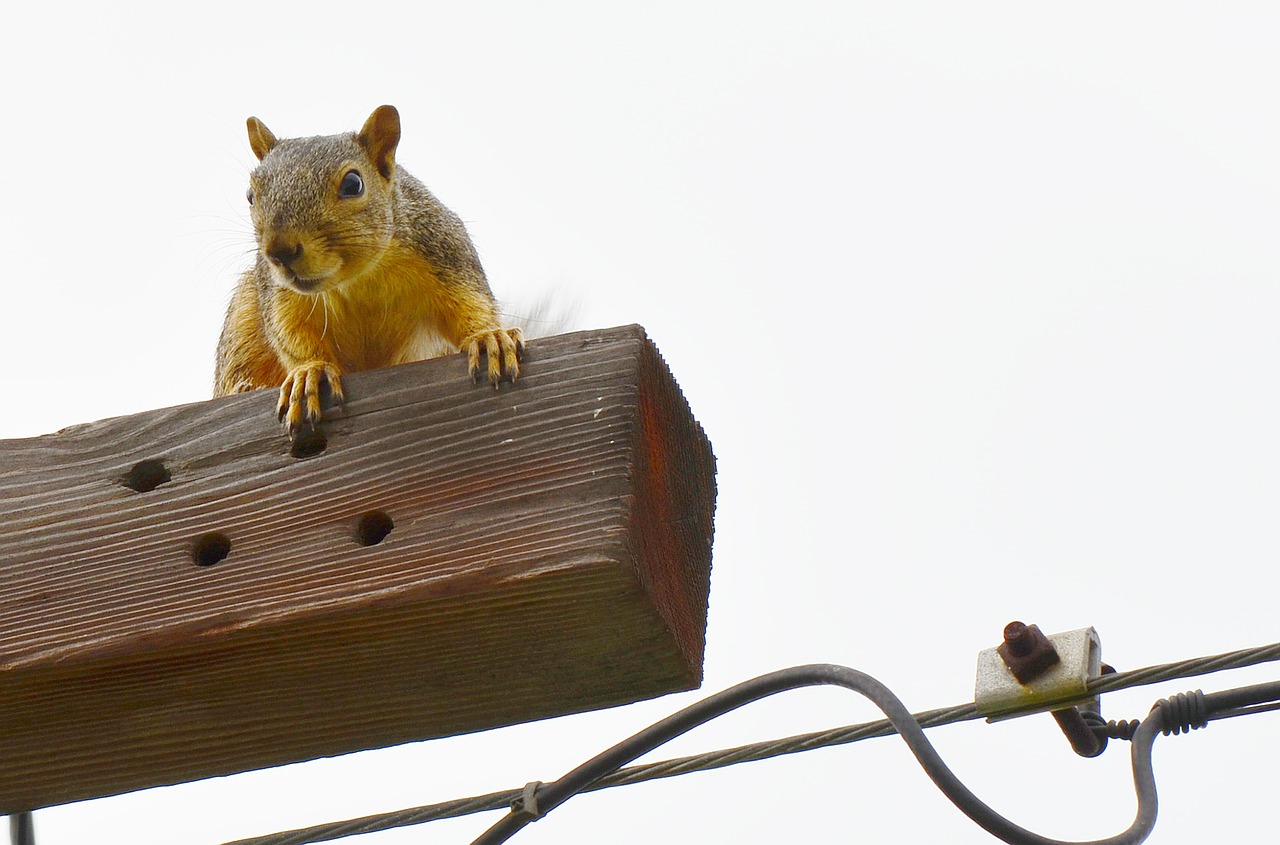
267, 247, 453, 372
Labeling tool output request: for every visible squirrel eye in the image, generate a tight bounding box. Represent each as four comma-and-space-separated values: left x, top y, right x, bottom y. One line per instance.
246, 187, 255, 206
338, 170, 364, 198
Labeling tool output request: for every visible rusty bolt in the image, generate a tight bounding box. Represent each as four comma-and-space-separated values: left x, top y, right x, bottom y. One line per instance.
997, 621, 1061, 684
1002, 621, 1035, 656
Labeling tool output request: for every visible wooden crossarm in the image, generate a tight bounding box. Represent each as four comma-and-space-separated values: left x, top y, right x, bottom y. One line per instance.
0, 324, 715, 811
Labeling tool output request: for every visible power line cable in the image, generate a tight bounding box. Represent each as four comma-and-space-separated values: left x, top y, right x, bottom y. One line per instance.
217, 640, 1280, 845
1088, 641, 1280, 696
470, 667, 1280, 845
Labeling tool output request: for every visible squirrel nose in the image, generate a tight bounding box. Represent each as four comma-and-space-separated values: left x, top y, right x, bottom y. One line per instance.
265, 238, 304, 268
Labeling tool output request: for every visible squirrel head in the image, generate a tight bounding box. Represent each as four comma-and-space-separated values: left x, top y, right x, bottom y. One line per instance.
245, 105, 402, 295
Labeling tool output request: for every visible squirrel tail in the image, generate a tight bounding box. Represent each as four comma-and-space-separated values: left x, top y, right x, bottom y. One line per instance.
500, 289, 582, 340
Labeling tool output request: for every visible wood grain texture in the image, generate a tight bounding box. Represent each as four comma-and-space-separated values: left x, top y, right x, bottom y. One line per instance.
0, 324, 715, 811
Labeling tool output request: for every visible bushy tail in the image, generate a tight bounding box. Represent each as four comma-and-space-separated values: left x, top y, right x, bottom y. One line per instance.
500, 290, 582, 340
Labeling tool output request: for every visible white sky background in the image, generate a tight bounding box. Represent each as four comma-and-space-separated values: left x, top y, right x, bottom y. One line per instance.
2, 2, 1279, 842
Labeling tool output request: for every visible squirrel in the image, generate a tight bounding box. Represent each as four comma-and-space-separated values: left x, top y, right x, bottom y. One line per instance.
213, 104, 523, 434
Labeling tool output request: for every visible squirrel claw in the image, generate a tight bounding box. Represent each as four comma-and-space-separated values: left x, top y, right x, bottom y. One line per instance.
465, 327, 524, 386
277, 362, 345, 434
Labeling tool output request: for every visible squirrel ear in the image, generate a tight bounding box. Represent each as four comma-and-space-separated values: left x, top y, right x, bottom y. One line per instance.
358, 105, 400, 179
246, 117, 278, 161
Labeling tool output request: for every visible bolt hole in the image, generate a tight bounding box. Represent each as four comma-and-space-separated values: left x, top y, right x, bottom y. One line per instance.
355, 511, 394, 547
192, 532, 232, 567
290, 428, 328, 459
123, 459, 171, 492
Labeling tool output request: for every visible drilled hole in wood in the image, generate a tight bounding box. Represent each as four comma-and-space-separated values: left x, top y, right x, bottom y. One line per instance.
290, 428, 328, 459
192, 532, 231, 567
355, 511, 394, 547
123, 459, 170, 492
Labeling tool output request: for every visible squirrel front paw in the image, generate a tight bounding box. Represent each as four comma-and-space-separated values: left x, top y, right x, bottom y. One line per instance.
277, 361, 345, 434
463, 327, 525, 386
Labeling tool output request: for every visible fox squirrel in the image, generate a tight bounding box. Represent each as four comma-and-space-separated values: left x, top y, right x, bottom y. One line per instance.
214, 105, 523, 433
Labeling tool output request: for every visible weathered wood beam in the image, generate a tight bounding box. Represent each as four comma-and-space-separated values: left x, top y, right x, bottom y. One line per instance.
0, 324, 715, 811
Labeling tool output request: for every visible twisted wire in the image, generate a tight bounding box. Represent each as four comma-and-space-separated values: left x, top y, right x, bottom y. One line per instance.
1088, 642, 1280, 696
1082, 712, 1141, 742
222, 791, 521, 845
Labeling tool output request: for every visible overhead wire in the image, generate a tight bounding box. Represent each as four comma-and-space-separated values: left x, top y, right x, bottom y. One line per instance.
470, 667, 1280, 845
216, 639, 1280, 845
